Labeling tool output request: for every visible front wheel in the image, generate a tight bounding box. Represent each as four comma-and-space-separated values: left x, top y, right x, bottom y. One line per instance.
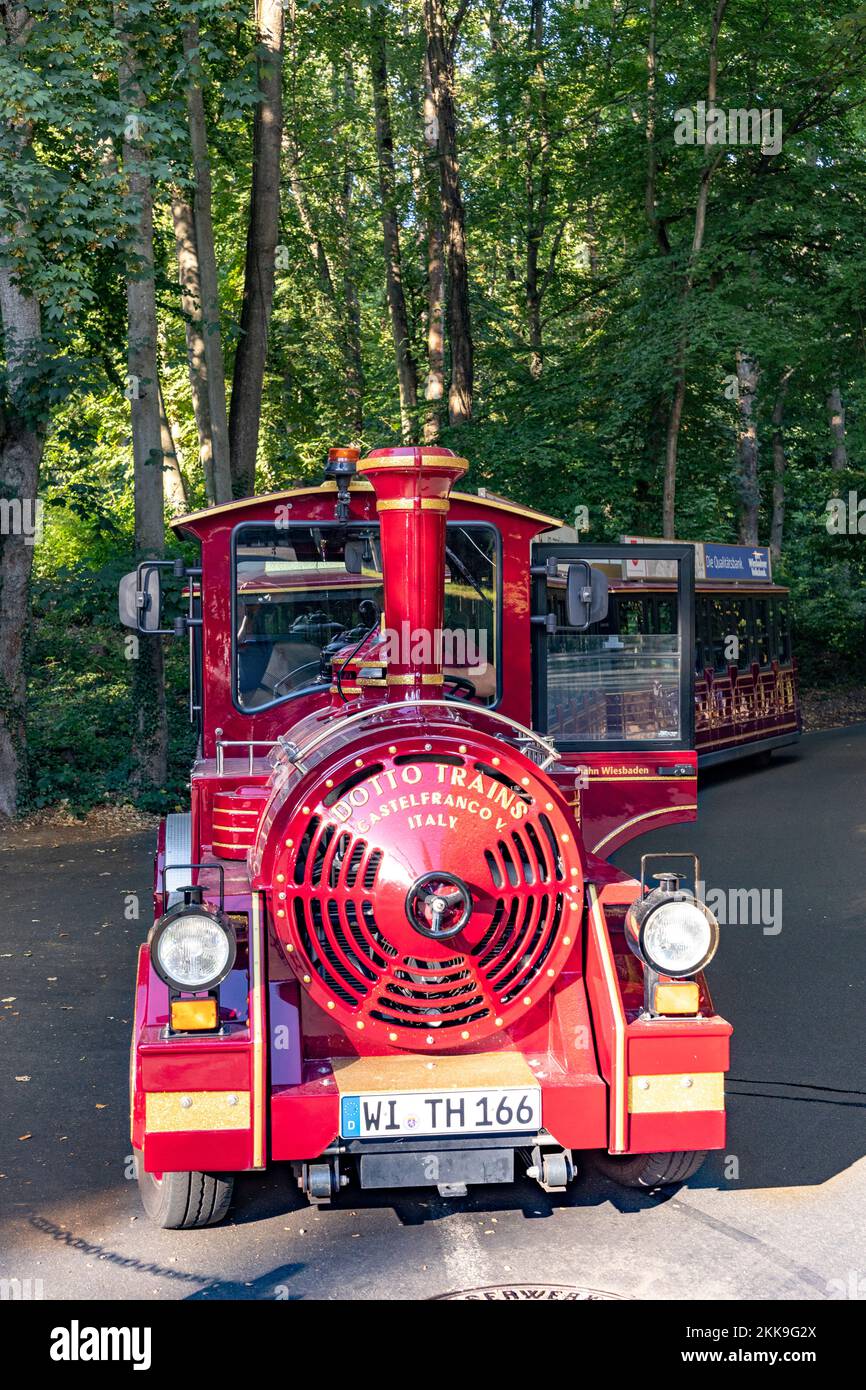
134, 1148, 235, 1228
593, 1149, 707, 1189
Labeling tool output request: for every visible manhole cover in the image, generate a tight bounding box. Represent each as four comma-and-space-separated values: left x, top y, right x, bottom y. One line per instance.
432, 1284, 628, 1301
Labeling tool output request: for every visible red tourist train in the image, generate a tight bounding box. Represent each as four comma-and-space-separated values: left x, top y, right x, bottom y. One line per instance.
121, 446, 746, 1228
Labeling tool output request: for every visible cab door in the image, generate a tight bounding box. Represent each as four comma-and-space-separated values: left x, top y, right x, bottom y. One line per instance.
530, 543, 698, 861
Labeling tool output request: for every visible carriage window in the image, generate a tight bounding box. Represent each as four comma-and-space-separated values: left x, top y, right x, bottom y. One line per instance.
544, 571, 683, 744
774, 597, 792, 663
695, 595, 710, 674
730, 598, 751, 669
617, 596, 649, 635
656, 596, 677, 635
234, 523, 384, 709
753, 598, 771, 667
710, 597, 732, 672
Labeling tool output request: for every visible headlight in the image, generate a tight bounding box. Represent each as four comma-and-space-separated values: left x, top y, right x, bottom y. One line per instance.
625, 891, 718, 977
150, 906, 236, 991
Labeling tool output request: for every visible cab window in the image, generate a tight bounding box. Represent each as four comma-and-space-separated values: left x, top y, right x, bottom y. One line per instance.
234, 523, 383, 710
233, 521, 499, 710
443, 525, 499, 704
544, 574, 684, 744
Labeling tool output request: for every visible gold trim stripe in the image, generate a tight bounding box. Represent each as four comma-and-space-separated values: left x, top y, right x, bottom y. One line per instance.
697, 722, 799, 750
145, 1090, 251, 1133
455, 492, 561, 526
587, 884, 627, 1151
357, 456, 469, 472
628, 1072, 724, 1114
385, 672, 445, 686
592, 804, 698, 856
375, 498, 450, 512
250, 894, 266, 1168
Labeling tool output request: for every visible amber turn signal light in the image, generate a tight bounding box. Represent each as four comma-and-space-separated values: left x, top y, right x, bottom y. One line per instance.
170, 998, 218, 1031
653, 981, 700, 1016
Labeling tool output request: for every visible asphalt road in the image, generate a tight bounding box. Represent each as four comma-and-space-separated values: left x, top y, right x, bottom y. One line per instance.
2, 725, 865, 1302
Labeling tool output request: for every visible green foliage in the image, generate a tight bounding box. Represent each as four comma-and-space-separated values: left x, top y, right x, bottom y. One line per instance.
28, 553, 194, 815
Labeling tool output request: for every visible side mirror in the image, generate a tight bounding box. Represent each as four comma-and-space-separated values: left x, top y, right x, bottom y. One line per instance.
565, 561, 609, 630
344, 539, 365, 575
118, 564, 163, 633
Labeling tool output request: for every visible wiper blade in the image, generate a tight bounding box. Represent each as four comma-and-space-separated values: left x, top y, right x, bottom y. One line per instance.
445, 546, 489, 606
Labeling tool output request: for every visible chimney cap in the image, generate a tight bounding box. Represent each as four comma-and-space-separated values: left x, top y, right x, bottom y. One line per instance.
363, 446, 456, 461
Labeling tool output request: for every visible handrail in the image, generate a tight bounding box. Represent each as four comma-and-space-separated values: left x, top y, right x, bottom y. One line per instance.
215, 739, 275, 775
274, 699, 560, 773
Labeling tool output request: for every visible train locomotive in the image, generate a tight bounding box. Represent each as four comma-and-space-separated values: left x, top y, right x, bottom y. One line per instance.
121, 446, 731, 1227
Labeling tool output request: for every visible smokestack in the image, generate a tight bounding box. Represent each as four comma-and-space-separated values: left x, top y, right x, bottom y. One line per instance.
357, 446, 468, 698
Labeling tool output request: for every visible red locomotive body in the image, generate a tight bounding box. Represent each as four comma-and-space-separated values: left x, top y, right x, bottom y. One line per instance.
123, 447, 731, 1227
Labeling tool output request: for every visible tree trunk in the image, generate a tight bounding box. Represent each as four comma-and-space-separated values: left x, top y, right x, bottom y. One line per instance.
663, 364, 686, 537
336, 68, 365, 444
287, 155, 364, 442
424, 0, 473, 426
158, 378, 189, 514
735, 351, 760, 545
183, 20, 232, 504
488, 3, 518, 289
0, 418, 42, 820
422, 55, 445, 444
0, 6, 46, 818
770, 369, 792, 563
645, 0, 670, 254
827, 385, 847, 471
117, 3, 167, 790
228, 0, 284, 497
369, 22, 418, 442
171, 191, 216, 504
525, 0, 551, 380
662, 0, 729, 537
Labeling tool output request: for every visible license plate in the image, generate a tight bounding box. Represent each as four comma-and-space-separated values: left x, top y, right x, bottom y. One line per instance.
340, 1086, 541, 1139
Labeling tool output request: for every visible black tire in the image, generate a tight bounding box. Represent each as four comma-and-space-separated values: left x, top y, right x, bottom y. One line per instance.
134, 1148, 235, 1229
593, 1149, 707, 1189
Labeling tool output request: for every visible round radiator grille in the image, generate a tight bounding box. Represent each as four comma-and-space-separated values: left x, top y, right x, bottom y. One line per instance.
268, 737, 583, 1049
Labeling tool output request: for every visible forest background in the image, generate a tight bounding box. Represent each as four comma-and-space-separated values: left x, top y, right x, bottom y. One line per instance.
1, 0, 865, 816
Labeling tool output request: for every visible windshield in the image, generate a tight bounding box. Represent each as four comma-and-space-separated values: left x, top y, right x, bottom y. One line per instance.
233, 522, 499, 710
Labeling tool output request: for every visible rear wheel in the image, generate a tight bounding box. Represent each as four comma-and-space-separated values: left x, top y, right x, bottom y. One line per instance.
134, 1148, 234, 1229
593, 1149, 706, 1189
